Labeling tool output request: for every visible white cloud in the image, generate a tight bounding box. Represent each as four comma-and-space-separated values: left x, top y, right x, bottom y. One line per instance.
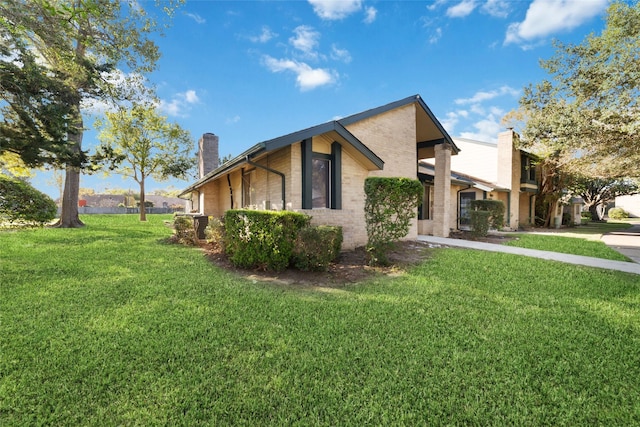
429, 28, 443, 44
308, 0, 362, 20
331, 44, 352, 63
364, 6, 377, 24
454, 85, 519, 105
158, 89, 200, 117
459, 116, 503, 142
481, 0, 510, 18
226, 115, 240, 125
262, 55, 336, 91
249, 26, 277, 43
446, 0, 478, 18
447, 85, 519, 141
185, 12, 205, 24
184, 90, 199, 104
505, 0, 608, 46
290, 25, 321, 58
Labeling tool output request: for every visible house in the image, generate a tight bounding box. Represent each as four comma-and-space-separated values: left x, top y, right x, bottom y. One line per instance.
419, 131, 539, 230
179, 95, 460, 249
615, 194, 640, 217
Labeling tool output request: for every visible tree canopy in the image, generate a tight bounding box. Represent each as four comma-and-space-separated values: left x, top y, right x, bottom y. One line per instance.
0, 0, 182, 227
97, 105, 193, 221
512, 1, 640, 179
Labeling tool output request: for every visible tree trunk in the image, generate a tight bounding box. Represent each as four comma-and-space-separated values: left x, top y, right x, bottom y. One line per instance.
53, 116, 84, 228
139, 177, 146, 221
588, 204, 600, 221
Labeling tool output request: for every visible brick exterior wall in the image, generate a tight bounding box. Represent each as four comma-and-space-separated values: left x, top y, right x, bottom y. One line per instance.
196, 102, 453, 249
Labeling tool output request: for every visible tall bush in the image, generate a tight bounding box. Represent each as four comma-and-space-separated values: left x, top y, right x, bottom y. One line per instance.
224, 210, 310, 271
469, 199, 505, 237
0, 174, 57, 225
364, 177, 423, 265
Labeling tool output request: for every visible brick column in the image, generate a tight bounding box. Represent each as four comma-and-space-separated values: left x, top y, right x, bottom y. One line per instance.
433, 143, 451, 237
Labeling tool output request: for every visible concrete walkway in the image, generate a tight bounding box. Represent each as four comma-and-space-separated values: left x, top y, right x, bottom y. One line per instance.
601, 223, 640, 265
418, 226, 640, 276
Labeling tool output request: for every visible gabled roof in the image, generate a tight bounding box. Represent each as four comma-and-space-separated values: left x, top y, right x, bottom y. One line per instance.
179, 120, 383, 197
179, 94, 457, 197
340, 94, 459, 154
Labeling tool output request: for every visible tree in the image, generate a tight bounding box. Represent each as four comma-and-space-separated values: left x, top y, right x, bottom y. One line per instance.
0, 0, 181, 227
512, 2, 640, 178
504, 2, 640, 226
567, 176, 640, 221
97, 105, 193, 221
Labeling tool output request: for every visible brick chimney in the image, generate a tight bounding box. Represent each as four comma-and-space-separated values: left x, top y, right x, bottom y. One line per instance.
198, 133, 219, 179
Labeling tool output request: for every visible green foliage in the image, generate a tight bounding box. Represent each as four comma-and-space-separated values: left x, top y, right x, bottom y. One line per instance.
607, 207, 629, 220
97, 105, 194, 221
204, 216, 225, 249
470, 199, 505, 230
512, 2, 640, 180
469, 210, 491, 238
292, 226, 343, 271
172, 215, 196, 246
364, 177, 423, 266
0, 174, 57, 225
224, 210, 310, 272
468, 199, 505, 237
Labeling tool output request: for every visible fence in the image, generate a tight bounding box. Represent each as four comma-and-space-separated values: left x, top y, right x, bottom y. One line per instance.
57, 207, 185, 215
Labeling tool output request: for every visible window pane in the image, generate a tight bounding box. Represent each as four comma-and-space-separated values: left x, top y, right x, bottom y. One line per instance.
312, 158, 330, 208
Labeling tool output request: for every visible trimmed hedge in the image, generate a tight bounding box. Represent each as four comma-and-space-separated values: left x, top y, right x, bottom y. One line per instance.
468, 199, 505, 237
0, 174, 57, 224
224, 210, 310, 272
292, 225, 343, 271
364, 177, 423, 266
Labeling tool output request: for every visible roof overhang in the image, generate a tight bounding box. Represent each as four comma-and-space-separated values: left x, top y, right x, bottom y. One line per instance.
178, 121, 383, 198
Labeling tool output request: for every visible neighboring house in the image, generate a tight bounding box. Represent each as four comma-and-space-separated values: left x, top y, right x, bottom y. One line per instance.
420, 131, 539, 230
77, 193, 184, 209
615, 194, 640, 217
179, 95, 460, 249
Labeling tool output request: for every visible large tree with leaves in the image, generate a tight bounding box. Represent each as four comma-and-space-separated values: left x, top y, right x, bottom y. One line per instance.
0, 0, 181, 227
505, 1, 640, 226
97, 105, 193, 221
567, 175, 639, 221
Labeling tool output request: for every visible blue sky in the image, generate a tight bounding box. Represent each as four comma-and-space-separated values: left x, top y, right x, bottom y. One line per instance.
31, 0, 610, 198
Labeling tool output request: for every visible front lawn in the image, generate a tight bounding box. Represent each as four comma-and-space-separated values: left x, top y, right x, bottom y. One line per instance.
505, 233, 631, 261
1, 215, 639, 425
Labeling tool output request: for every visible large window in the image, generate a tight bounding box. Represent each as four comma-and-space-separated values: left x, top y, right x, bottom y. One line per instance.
312, 157, 330, 208
242, 169, 254, 208
459, 192, 476, 226
302, 139, 342, 210
418, 184, 432, 220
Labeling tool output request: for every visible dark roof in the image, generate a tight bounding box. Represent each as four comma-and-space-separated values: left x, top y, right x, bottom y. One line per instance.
180, 94, 457, 197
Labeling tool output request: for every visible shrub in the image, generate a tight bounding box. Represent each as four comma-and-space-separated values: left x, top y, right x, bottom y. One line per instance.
469, 210, 491, 237
224, 210, 310, 271
608, 207, 629, 220
364, 177, 423, 266
469, 199, 505, 230
173, 215, 197, 245
292, 226, 343, 271
0, 174, 57, 225
204, 216, 225, 249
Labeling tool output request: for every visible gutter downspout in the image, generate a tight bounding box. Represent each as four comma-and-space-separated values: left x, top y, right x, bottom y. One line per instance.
456, 185, 473, 230
246, 156, 286, 210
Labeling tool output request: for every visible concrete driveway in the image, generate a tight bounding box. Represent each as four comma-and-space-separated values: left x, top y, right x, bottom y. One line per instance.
601, 223, 640, 264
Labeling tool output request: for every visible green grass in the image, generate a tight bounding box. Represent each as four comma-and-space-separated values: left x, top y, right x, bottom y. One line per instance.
2, 215, 640, 425
505, 233, 632, 261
